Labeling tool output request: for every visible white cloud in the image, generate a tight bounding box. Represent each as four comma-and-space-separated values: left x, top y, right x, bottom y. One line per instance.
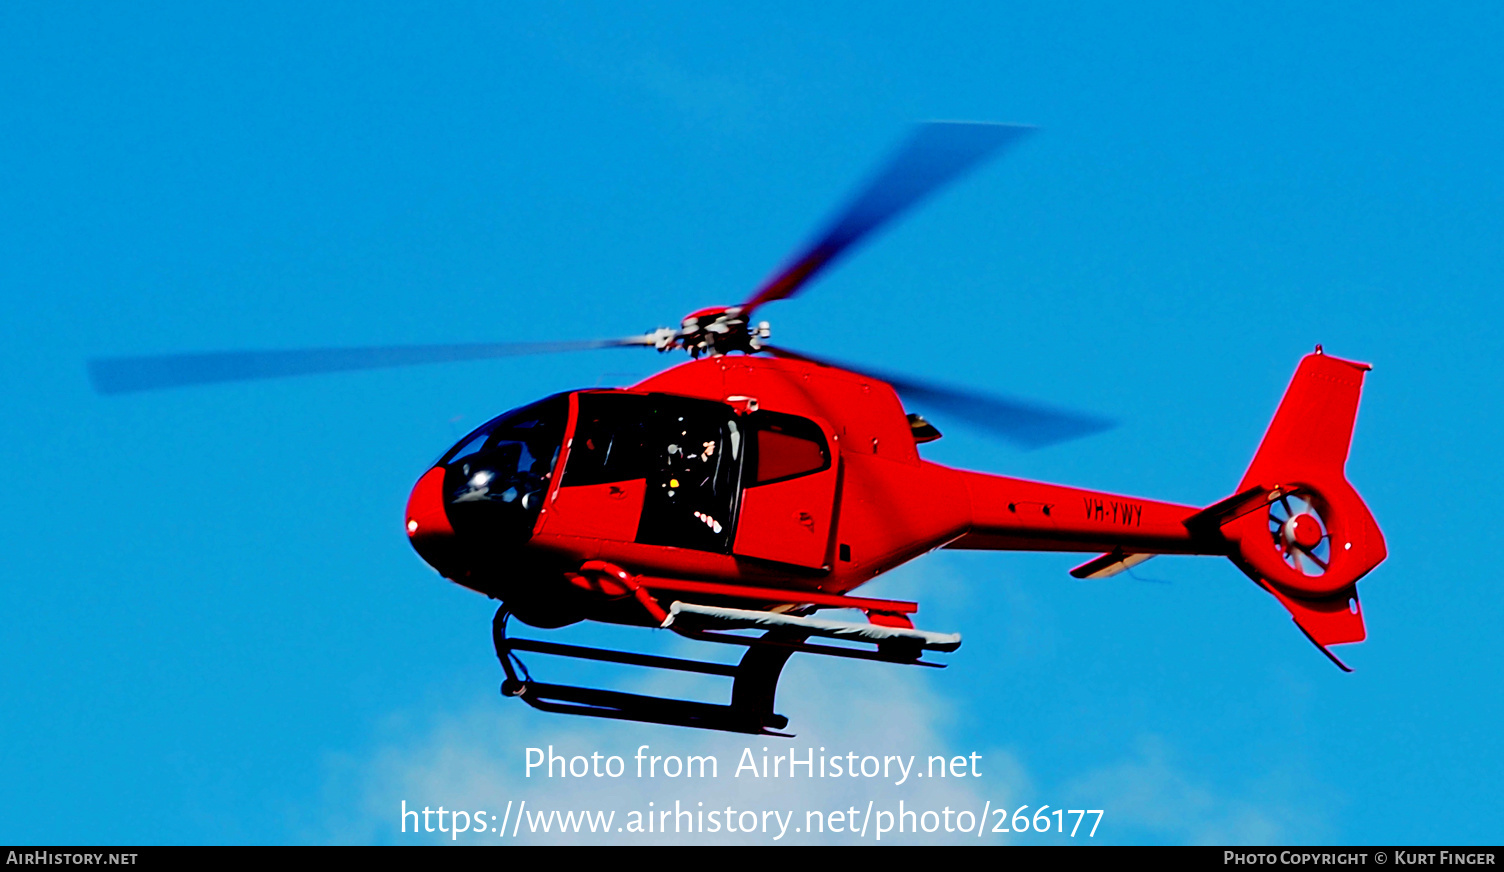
317, 657, 1032, 845
1061, 736, 1334, 845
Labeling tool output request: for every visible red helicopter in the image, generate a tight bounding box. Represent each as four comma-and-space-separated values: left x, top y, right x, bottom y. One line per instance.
90, 123, 1386, 736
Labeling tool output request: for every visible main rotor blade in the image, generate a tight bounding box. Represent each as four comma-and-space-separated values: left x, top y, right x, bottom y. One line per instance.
764, 346, 1114, 450
88, 337, 655, 394
741, 122, 1034, 314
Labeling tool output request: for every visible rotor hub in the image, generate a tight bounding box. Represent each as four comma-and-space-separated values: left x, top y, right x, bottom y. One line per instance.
667, 306, 771, 358
1288, 513, 1323, 549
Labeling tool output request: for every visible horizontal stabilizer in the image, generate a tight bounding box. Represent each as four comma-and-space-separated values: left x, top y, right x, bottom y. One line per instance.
1184, 485, 1270, 533
1070, 550, 1157, 579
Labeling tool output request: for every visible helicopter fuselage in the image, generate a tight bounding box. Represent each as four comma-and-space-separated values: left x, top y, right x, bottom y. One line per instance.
405, 354, 1223, 630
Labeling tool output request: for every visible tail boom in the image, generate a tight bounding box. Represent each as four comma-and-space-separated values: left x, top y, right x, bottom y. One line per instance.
936, 349, 1385, 666
943, 474, 1225, 556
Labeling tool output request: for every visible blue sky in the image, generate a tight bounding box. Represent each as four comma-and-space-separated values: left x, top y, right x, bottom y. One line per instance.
2, 1, 1500, 845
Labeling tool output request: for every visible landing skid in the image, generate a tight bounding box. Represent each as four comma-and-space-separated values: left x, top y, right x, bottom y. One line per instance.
491, 602, 956, 735
493, 609, 803, 735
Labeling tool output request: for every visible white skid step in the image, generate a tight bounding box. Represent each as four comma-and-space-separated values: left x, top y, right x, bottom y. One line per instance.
665, 602, 962, 652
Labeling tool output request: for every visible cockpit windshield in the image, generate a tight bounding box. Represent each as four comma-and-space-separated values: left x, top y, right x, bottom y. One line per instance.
439, 394, 567, 540
440, 394, 567, 468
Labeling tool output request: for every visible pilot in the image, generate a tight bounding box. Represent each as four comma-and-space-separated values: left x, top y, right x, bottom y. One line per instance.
665, 430, 725, 539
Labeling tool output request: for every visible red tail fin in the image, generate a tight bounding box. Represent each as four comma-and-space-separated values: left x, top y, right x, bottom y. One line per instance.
1203, 350, 1387, 666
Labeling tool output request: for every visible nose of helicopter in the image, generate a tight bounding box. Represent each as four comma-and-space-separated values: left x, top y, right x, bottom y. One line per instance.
405, 466, 457, 573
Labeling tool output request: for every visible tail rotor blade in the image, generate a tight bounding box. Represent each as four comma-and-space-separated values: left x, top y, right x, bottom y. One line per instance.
741, 122, 1034, 314
88, 336, 657, 395
764, 346, 1113, 450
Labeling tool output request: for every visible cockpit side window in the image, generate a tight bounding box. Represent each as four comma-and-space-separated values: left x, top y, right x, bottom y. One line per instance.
562, 393, 653, 487
747, 412, 830, 486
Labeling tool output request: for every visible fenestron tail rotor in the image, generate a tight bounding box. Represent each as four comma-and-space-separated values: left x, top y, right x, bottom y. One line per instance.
1268, 491, 1331, 577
